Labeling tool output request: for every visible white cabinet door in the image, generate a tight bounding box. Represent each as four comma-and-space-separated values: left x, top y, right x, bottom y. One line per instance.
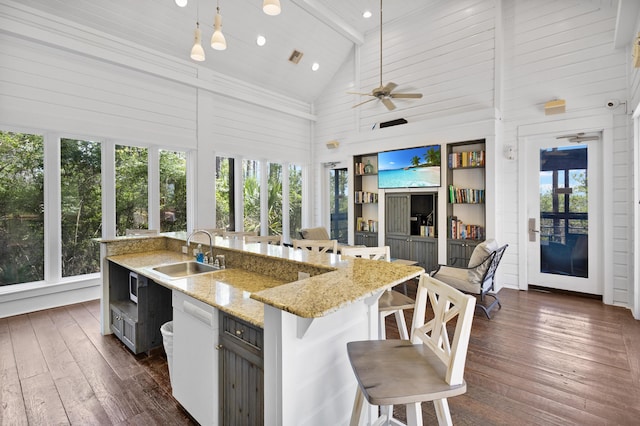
172, 291, 219, 425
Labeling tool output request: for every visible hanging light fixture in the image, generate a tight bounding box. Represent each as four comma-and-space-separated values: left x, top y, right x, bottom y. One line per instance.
211, 2, 227, 50
190, 22, 205, 61
263, 0, 281, 16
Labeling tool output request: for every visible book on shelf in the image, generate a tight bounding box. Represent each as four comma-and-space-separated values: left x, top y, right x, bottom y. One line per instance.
448, 150, 485, 168
448, 185, 484, 204
355, 191, 378, 203
356, 217, 378, 232
354, 161, 376, 175
448, 216, 484, 240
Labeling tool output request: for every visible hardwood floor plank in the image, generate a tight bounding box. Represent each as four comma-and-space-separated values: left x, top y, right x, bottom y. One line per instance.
20, 372, 69, 425
0, 366, 28, 426
0, 317, 28, 426
51, 307, 143, 423
64, 302, 144, 381
7, 315, 48, 380
82, 299, 101, 322
1, 287, 638, 425
28, 310, 111, 425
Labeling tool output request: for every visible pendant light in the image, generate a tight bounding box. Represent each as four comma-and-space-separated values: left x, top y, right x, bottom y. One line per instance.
190, 22, 205, 61
211, 2, 227, 50
263, 0, 281, 16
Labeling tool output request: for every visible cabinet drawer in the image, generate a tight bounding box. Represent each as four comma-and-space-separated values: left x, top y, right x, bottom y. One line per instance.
220, 313, 263, 365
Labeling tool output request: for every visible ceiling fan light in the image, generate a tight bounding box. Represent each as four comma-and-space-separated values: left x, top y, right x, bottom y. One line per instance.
263, 0, 281, 16
190, 24, 205, 61
211, 11, 227, 50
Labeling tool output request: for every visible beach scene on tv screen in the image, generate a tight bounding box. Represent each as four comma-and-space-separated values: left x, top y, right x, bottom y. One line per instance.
378, 145, 441, 188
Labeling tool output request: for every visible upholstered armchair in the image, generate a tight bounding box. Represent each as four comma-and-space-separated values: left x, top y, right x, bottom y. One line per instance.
431, 239, 508, 318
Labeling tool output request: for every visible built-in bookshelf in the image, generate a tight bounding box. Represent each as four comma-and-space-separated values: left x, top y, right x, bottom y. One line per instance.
446, 140, 486, 264
353, 153, 378, 246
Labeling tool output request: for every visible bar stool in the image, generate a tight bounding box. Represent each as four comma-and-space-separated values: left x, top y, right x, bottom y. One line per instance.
340, 246, 415, 340
347, 274, 477, 425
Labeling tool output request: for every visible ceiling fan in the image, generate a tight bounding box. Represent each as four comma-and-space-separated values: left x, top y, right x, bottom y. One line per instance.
349, 0, 423, 111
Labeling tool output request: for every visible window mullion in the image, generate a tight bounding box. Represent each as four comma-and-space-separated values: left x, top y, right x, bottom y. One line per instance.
148, 148, 160, 231
44, 132, 62, 282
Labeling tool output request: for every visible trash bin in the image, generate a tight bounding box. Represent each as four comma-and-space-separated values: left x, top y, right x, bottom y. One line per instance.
160, 321, 174, 386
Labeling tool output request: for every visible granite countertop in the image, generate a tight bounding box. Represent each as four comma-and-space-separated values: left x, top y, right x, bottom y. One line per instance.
107, 250, 286, 326
104, 234, 424, 328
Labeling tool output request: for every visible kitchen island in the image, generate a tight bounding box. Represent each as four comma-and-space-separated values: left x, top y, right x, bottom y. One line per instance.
99, 233, 423, 425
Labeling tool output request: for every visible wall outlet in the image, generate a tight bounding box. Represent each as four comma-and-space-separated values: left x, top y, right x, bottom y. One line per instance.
298, 272, 310, 280
182, 245, 188, 254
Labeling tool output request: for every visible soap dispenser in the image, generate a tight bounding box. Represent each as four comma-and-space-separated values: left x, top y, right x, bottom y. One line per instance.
195, 244, 204, 263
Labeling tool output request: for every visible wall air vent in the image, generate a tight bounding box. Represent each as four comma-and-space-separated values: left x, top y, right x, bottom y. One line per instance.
379, 118, 408, 128
289, 50, 304, 64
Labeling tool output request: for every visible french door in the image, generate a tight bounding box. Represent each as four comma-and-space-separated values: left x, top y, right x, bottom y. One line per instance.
526, 133, 602, 295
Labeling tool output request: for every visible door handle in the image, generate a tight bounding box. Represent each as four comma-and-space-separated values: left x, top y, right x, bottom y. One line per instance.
528, 218, 539, 242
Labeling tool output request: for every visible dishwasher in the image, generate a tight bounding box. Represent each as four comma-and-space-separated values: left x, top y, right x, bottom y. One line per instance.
172, 291, 219, 425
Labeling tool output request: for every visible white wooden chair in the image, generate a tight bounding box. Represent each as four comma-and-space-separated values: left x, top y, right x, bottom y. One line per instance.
222, 230, 258, 240
244, 234, 283, 245
340, 246, 415, 340
348, 274, 476, 426
292, 239, 338, 254
125, 229, 159, 236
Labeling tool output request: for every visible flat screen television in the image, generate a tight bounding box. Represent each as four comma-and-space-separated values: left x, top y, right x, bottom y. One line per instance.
378, 145, 441, 189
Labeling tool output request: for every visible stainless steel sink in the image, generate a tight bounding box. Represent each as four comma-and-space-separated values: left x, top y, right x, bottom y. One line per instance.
152, 261, 220, 278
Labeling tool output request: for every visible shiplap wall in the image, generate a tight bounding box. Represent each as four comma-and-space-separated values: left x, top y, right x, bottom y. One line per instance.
314, 0, 636, 307
0, 33, 197, 147
501, 0, 630, 304
314, 0, 497, 143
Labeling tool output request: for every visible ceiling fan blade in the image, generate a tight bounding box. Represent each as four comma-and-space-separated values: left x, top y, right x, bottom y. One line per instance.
382, 82, 397, 93
381, 97, 396, 111
390, 93, 423, 99
347, 91, 375, 96
352, 98, 378, 108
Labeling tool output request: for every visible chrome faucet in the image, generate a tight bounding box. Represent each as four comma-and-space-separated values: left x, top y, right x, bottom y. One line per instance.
186, 230, 214, 264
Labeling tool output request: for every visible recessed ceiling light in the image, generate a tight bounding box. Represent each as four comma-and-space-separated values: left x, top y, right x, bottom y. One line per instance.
362, 10, 372, 18
256, 35, 266, 46
311, 62, 320, 71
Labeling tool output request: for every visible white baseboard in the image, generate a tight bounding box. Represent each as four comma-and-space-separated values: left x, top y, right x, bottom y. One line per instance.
0, 277, 101, 318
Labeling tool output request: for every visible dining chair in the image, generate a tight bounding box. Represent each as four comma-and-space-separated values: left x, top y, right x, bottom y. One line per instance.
347, 274, 476, 426
244, 234, 283, 245
340, 246, 415, 340
222, 230, 258, 240
292, 239, 338, 254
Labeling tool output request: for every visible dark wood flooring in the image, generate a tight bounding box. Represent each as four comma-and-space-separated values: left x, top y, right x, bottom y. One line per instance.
1, 286, 639, 425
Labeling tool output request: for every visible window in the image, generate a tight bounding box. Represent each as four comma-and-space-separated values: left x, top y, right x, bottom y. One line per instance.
243, 159, 261, 232
160, 149, 187, 232
329, 168, 348, 244
268, 162, 283, 235
60, 138, 102, 277
216, 156, 235, 230
288, 164, 302, 242
0, 131, 44, 286
115, 145, 148, 236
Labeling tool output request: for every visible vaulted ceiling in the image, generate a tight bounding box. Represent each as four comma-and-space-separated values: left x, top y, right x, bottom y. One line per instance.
14, 0, 430, 103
